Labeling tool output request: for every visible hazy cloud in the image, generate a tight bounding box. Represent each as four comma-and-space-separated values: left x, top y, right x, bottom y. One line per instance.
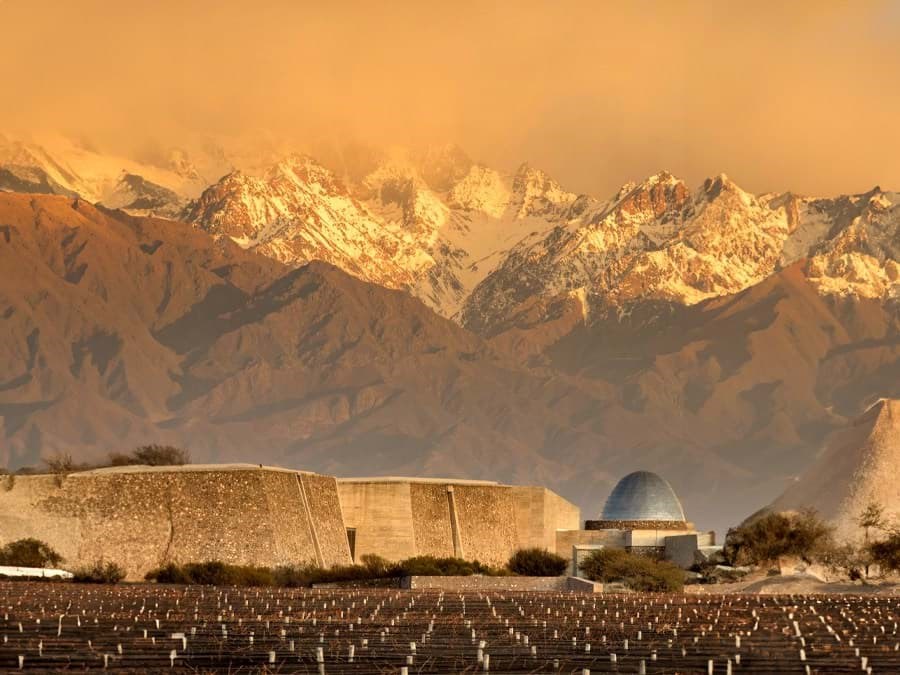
1, 0, 898, 196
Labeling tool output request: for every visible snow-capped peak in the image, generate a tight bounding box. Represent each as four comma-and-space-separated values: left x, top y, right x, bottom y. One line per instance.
510, 163, 577, 219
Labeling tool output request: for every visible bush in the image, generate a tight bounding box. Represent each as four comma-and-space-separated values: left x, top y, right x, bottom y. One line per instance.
109, 445, 190, 467
72, 560, 126, 584
578, 549, 684, 591
0, 538, 64, 568
869, 533, 900, 575
43, 453, 78, 474
819, 542, 868, 581
145, 554, 509, 588
508, 548, 568, 576
395, 556, 502, 577
145, 561, 274, 586
723, 509, 833, 567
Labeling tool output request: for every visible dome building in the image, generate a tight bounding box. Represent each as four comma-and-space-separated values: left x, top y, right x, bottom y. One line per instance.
588, 471, 690, 530
555, 469, 718, 575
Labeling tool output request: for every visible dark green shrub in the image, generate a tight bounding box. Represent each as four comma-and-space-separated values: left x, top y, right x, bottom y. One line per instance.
395, 556, 501, 576
359, 554, 393, 576
145, 554, 509, 588
508, 548, 568, 576
144, 562, 191, 584
72, 560, 126, 584
869, 533, 900, 575
578, 548, 684, 591
271, 564, 321, 588
724, 509, 833, 567
0, 538, 63, 568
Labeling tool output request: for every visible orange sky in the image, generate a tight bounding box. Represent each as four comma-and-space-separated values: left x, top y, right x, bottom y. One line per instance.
1, 0, 899, 196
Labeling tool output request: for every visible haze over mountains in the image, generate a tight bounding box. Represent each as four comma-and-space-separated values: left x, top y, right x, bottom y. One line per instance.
1, 136, 899, 531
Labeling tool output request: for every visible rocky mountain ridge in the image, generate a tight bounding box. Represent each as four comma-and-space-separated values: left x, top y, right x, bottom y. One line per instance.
3, 136, 898, 342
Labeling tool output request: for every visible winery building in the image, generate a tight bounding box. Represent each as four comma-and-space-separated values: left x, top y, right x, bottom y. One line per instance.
0, 464, 711, 579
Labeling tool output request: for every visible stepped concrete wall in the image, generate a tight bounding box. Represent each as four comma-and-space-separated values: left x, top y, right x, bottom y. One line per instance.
338, 478, 580, 566
0, 465, 351, 580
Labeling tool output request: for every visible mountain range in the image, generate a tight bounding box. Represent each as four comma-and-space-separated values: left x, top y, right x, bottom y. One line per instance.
1, 136, 899, 532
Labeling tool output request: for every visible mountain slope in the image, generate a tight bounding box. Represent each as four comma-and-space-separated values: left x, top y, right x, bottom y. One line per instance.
0, 194, 616, 507
769, 399, 900, 540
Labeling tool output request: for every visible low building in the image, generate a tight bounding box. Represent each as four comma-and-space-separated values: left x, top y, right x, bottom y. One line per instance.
0, 466, 581, 579
0, 465, 354, 580
556, 471, 716, 575
337, 477, 580, 567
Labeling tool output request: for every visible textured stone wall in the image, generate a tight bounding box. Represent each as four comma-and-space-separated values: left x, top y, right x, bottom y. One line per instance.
0, 466, 351, 580
404, 575, 571, 591
585, 519, 694, 531
438, 484, 519, 564
300, 473, 354, 566
408, 483, 457, 558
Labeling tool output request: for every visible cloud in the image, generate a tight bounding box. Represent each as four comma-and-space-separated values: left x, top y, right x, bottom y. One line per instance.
1, 0, 898, 196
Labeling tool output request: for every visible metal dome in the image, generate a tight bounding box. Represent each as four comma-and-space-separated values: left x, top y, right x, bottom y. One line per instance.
600, 471, 686, 522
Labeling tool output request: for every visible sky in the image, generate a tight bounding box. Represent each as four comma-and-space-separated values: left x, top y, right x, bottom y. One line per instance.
1, 0, 899, 197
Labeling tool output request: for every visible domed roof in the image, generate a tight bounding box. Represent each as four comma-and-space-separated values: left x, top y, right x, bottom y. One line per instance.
600, 471, 686, 522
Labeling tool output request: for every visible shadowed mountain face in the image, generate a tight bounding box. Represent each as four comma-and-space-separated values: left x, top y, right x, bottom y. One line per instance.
1, 193, 899, 532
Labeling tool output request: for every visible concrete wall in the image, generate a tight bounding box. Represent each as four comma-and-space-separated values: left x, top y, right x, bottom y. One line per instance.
511, 487, 582, 552
338, 479, 581, 567
0, 465, 351, 579
626, 528, 697, 548
314, 576, 603, 593
556, 529, 627, 555
337, 480, 416, 561
664, 532, 718, 569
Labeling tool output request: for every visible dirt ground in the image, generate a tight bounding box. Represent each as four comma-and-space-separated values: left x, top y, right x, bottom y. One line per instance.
688, 572, 900, 595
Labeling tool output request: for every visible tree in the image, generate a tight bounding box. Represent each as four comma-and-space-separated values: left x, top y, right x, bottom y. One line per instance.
856, 501, 886, 578
0, 538, 63, 568
857, 502, 885, 545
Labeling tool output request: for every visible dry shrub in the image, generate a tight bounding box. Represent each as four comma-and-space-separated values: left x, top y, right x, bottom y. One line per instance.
109, 445, 190, 467
72, 560, 126, 584
579, 548, 684, 591
724, 509, 833, 567
508, 548, 569, 576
